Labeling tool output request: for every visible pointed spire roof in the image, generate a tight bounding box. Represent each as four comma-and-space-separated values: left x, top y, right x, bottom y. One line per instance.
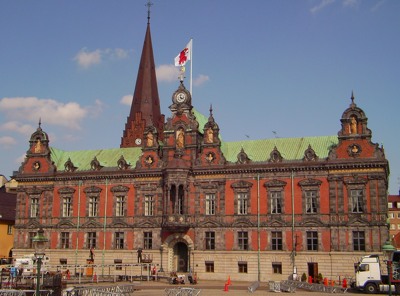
121, 10, 164, 148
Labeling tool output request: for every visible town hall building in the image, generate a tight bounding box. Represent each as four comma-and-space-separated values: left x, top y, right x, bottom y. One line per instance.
12, 13, 390, 282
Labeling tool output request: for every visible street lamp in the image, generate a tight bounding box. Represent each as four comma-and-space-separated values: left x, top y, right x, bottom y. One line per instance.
159, 245, 164, 272
33, 227, 48, 296
383, 239, 396, 296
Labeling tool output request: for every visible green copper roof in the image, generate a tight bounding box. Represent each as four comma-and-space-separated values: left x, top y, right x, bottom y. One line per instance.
221, 135, 338, 162
50, 135, 338, 171
50, 147, 142, 171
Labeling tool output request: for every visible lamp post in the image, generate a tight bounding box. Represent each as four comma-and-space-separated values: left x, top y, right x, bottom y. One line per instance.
33, 227, 48, 296
159, 245, 164, 272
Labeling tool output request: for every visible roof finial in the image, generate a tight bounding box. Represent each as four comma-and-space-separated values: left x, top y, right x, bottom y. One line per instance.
350, 91, 356, 109
146, 0, 153, 24
38, 118, 41, 128
209, 104, 213, 116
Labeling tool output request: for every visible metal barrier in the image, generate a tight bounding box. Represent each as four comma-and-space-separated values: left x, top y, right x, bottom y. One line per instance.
247, 281, 259, 293
280, 280, 347, 293
62, 285, 137, 296
0, 290, 53, 296
164, 287, 201, 296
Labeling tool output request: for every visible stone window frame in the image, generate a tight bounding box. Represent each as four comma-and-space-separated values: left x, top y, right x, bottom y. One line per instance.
205, 231, 215, 250
232, 181, 252, 216
205, 193, 216, 215
144, 195, 154, 216
28, 232, 37, 248
205, 261, 214, 272
264, 180, 287, 215
30, 195, 40, 218
61, 232, 70, 249
237, 231, 249, 250
272, 262, 282, 274
84, 186, 102, 218
298, 179, 322, 215
114, 231, 125, 249
344, 178, 367, 214
306, 231, 318, 251
87, 231, 97, 249
144, 231, 153, 250
271, 231, 283, 251
58, 187, 75, 218
352, 230, 366, 251
111, 185, 129, 217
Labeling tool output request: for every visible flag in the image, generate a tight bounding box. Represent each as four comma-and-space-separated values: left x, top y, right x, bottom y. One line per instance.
174, 40, 192, 67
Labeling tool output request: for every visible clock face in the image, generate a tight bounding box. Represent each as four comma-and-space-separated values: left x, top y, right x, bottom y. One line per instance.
176, 92, 187, 103
135, 138, 142, 145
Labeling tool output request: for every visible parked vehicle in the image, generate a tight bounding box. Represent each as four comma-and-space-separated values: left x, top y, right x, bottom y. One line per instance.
353, 252, 400, 294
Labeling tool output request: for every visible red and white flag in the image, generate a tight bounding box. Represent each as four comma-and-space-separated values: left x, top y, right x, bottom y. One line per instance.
174, 40, 192, 67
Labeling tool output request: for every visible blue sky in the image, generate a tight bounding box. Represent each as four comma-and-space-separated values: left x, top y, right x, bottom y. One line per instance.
0, 0, 399, 194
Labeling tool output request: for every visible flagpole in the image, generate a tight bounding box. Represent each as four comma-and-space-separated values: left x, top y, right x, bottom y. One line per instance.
190, 38, 193, 97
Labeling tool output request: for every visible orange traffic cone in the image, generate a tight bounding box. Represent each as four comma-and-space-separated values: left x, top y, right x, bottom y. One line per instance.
227, 275, 231, 285
224, 282, 229, 292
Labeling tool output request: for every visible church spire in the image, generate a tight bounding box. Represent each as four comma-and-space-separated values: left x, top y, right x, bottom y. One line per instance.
121, 3, 164, 148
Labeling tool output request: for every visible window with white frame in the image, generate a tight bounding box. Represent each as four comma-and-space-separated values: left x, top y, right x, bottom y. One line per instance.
270, 191, 282, 214
88, 196, 98, 217
61, 232, 70, 249
87, 232, 96, 249
116, 195, 126, 217
353, 231, 365, 251
30, 197, 39, 218
205, 231, 215, 250
144, 195, 154, 216
205, 193, 216, 215
237, 193, 248, 215
299, 179, 321, 215
62, 197, 72, 217
231, 181, 252, 216
350, 189, 364, 213
238, 231, 248, 250
115, 232, 124, 249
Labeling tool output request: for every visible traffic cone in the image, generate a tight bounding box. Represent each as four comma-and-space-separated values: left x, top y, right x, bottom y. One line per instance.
224, 282, 229, 292
227, 275, 231, 285
342, 278, 347, 288
323, 278, 328, 286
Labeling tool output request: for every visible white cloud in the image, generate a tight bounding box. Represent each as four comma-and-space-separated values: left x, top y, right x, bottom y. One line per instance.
86, 99, 104, 118
0, 136, 17, 148
156, 64, 180, 82
74, 48, 130, 69
0, 97, 88, 129
0, 121, 34, 135
74, 48, 102, 69
120, 95, 133, 105
193, 74, 210, 87
371, 0, 385, 12
310, 0, 335, 14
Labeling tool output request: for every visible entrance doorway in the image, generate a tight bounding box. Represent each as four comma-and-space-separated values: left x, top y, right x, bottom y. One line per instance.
173, 242, 188, 272
308, 262, 318, 283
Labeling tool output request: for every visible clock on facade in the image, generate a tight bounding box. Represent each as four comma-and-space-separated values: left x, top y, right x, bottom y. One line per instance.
135, 138, 142, 145
176, 92, 187, 103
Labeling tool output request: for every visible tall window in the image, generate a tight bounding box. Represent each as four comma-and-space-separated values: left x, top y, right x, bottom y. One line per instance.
307, 231, 318, 251
88, 196, 98, 217
305, 190, 317, 213
299, 179, 321, 215
30, 197, 39, 218
87, 232, 96, 249
144, 195, 154, 216
237, 193, 248, 215
238, 262, 248, 273
116, 196, 125, 217
205, 231, 215, 250
62, 197, 72, 217
271, 231, 283, 250
353, 231, 365, 251
115, 232, 124, 249
205, 194, 216, 215
350, 189, 364, 213
270, 191, 282, 214
238, 231, 248, 250
61, 232, 70, 249
7, 225, 12, 235
144, 232, 153, 250
29, 232, 36, 248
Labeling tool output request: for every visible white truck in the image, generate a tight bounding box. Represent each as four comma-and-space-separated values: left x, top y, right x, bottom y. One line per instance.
13, 254, 50, 276
353, 253, 400, 294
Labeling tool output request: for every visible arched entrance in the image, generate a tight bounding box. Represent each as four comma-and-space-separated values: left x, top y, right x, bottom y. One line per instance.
173, 242, 188, 272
